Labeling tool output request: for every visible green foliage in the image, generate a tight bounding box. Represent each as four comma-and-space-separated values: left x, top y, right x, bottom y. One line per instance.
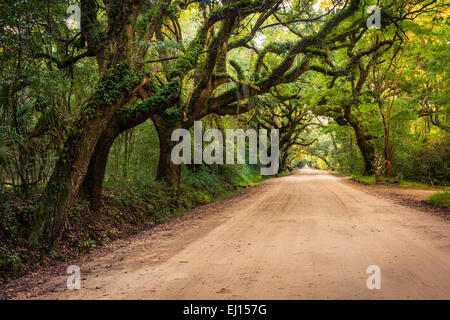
428, 192, 450, 208
412, 137, 450, 185
131, 80, 181, 118
0, 197, 37, 281
350, 174, 376, 185
0, 246, 21, 276
350, 174, 449, 191
169, 28, 207, 78
86, 63, 142, 119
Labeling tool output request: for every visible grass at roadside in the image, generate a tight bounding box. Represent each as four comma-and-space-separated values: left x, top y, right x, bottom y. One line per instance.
350, 174, 449, 191
427, 192, 450, 208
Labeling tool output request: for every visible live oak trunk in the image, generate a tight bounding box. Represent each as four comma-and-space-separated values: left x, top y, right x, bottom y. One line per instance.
281, 151, 290, 172
80, 104, 161, 210
79, 82, 180, 208
30, 65, 141, 246
336, 107, 376, 176
31, 114, 119, 245
80, 127, 118, 211
80, 113, 182, 209
353, 125, 375, 176
152, 114, 181, 188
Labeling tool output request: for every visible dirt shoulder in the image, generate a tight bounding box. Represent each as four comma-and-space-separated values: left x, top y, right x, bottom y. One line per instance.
340, 176, 449, 219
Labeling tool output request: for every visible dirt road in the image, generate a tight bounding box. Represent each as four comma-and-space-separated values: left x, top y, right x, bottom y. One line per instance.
12, 169, 450, 299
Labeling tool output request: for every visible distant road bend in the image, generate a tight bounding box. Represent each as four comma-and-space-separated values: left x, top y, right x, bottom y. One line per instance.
15, 169, 450, 299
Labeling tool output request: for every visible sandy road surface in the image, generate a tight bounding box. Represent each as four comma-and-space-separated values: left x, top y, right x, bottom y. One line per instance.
13, 169, 450, 299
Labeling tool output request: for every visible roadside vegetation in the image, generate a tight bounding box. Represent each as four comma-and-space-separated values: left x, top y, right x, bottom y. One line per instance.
427, 192, 450, 209
349, 175, 450, 191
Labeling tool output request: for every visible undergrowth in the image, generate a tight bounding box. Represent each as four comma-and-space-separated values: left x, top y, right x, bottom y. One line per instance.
350, 174, 449, 191
427, 192, 450, 208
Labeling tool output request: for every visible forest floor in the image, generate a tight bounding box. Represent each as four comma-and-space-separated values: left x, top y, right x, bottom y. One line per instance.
2, 169, 450, 300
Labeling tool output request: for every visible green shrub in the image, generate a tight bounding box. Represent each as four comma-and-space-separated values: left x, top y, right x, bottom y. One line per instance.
427, 192, 450, 208
350, 175, 376, 185
414, 138, 450, 185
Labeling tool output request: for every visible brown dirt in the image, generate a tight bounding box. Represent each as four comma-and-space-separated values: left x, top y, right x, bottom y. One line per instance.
342, 176, 449, 219
2, 169, 450, 300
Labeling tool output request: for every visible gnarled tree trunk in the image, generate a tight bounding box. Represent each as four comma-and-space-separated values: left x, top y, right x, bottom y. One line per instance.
281, 151, 290, 172
29, 0, 148, 246
152, 114, 181, 188
79, 126, 119, 211
352, 124, 375, 176
30, 65, 143, 246
338, 106, 376, 176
